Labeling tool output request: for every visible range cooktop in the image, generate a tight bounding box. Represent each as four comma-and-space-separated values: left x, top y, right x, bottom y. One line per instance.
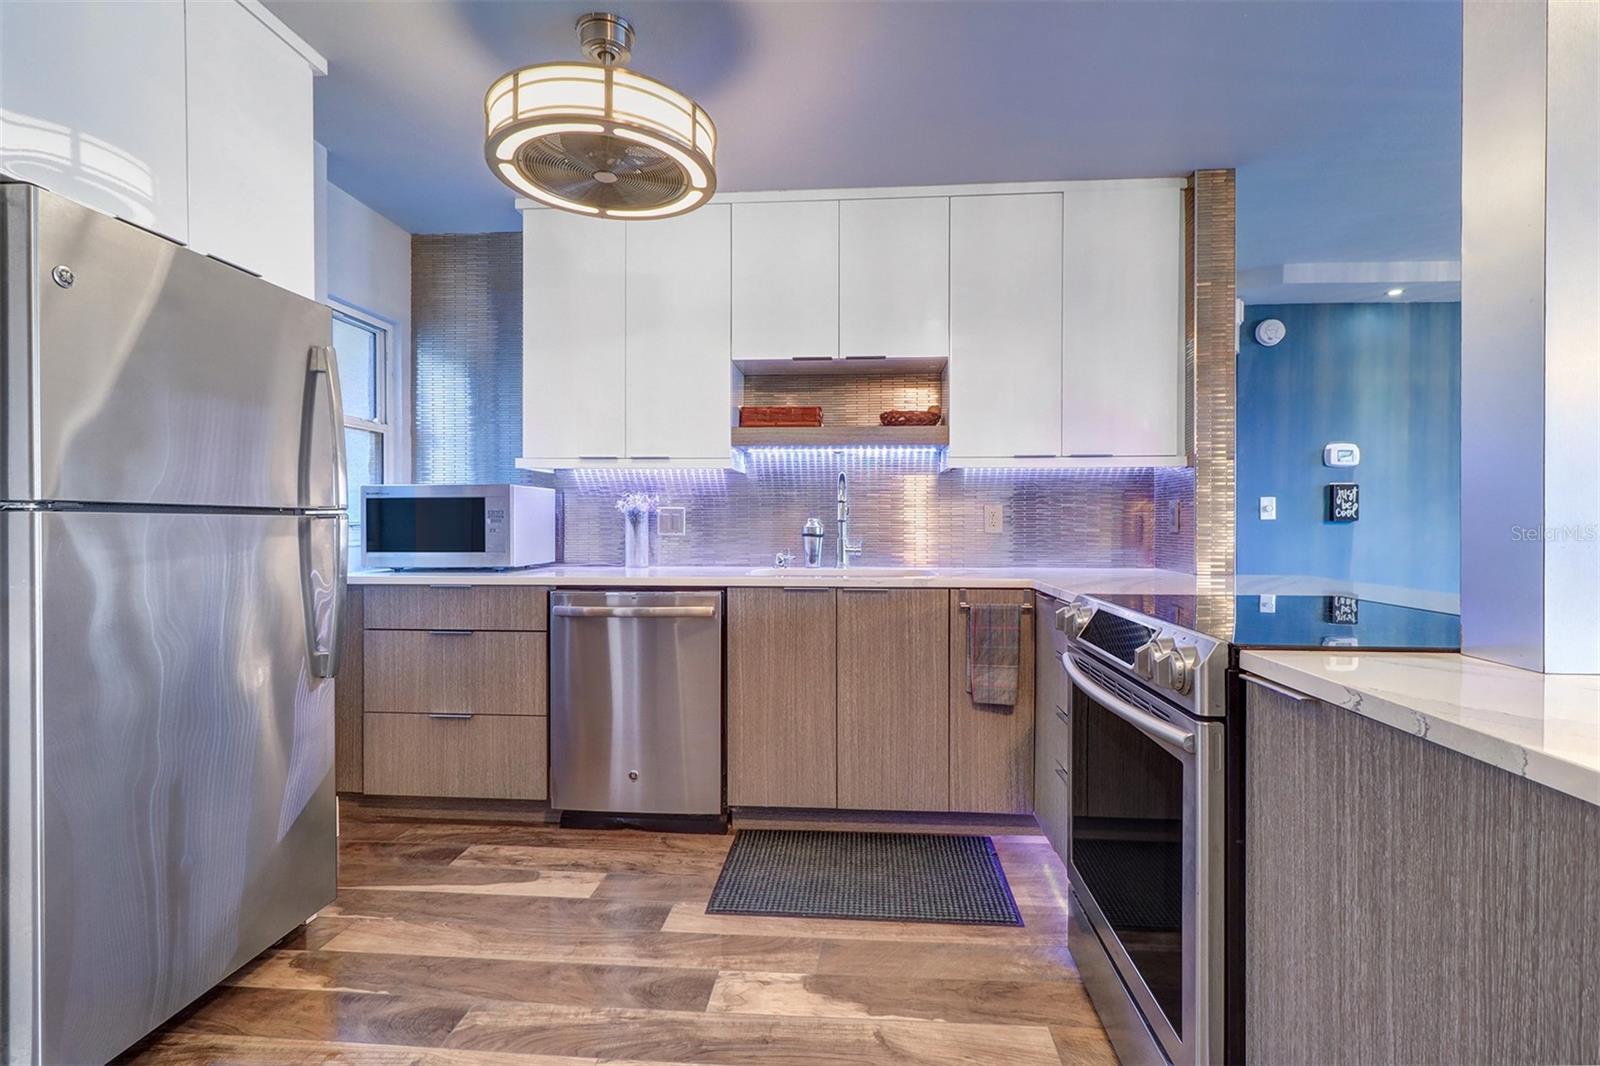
1086, 593, 1461, 651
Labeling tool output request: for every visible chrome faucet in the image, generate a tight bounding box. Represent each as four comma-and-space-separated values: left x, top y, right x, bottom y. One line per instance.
836, 470, 863, 567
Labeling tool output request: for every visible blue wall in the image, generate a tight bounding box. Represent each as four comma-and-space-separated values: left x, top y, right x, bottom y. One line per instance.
1237, 302, 1460, 593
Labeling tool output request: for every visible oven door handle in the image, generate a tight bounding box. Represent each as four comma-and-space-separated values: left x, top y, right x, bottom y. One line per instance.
1060, 651, 1196, 754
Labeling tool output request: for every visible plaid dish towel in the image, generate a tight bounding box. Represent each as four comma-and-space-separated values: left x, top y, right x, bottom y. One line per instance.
966, 602, 1023, 708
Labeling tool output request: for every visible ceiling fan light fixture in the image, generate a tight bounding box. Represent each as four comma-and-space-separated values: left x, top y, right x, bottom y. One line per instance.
484, 12, 717, 220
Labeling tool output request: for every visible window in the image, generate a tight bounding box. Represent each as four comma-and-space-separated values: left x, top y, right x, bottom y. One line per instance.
332, 309, 392, 543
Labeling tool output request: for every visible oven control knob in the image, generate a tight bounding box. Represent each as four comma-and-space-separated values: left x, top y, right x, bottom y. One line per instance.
1135, 635, 1172, 680
1061, 600, 1094, 638
1157, 643, 1201, 695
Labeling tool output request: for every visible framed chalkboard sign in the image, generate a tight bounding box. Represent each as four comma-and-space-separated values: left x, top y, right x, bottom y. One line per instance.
1327, 482, 1359, 522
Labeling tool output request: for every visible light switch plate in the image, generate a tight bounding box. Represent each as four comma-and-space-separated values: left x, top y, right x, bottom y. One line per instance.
1259, 496, 1277, 521
1259, 594, 1276, 613
1168, 499, 1182, 533
982, 504, 1005, 534
657, 506, 686, 536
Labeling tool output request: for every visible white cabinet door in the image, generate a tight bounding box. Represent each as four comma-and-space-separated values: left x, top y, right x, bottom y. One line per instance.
948, 193, 1064, 459
0, 0, 189, 243
839, 197, 949, 359
625, 205, 732, 460
732, 200, 838, 361
185, 0, 315, 296
521, 211, 627, 462
1061, 183, 1185, 458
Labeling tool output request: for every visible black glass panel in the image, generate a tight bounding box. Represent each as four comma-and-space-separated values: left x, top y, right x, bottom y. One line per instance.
366, 497, 486, 553
1072, 691, 1184, 1037
1080, 610, 1157, 665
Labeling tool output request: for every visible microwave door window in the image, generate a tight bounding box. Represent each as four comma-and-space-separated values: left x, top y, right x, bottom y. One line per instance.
367, 497, 486, 553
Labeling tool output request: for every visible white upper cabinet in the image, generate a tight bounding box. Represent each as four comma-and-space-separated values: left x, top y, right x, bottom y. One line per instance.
839, 197, 949, 359
0, 0, 190, 243
732, 200, 838, 362
185, 0, 318, 296
948, 193, 1064, 459
1061, 182, 1186, 459
520, 211, 627, 463
625, 205, 733, 460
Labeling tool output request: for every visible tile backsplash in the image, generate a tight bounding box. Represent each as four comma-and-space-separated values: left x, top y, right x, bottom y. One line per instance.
411, 233, 1195, 572
557, 452, 1161, 569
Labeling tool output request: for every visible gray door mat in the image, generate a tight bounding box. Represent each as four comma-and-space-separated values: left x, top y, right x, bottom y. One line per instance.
705, 829, 1023, 926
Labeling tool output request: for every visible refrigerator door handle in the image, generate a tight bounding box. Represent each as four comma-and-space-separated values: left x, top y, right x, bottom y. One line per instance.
302, 513, 348, 679
322, 513, 349, 678
303, 345, 349, 511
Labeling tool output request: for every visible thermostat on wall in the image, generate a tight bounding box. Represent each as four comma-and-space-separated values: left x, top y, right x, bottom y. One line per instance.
1323, 442, 1361, 467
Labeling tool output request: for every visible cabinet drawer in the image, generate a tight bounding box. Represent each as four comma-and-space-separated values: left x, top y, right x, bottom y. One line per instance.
364, 631, 547, 717
363, 713, 547, 800
1039, 753, 1071, 864
363, 585, 548, 631
1037, 696, 1071, 772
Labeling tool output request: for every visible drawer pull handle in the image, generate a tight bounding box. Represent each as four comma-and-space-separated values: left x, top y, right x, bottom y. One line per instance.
428, 629, 475, 636
782, 587, 833, 593
428, 712, 474, 720
425, 584, 475, 590
1055, 708, 1069, 726
553, 605, 717, 619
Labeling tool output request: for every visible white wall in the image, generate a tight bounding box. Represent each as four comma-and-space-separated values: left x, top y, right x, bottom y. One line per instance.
1461, 0, 1600, 674
315, 153, 414, 479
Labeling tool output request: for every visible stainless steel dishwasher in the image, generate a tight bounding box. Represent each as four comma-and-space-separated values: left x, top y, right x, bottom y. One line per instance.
549, 590, 724, 822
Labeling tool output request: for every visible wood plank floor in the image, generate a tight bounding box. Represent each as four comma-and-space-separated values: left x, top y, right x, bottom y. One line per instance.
120, 803, 1115, 1065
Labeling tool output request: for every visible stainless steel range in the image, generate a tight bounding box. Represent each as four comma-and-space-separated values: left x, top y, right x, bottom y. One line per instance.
1055, 594, 1241, 1066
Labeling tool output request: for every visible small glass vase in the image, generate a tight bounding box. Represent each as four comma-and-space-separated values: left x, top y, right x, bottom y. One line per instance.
623, 511, 650, 569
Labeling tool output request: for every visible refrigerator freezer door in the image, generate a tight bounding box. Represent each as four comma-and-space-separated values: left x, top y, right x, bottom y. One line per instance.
1, 509, 339, 1065
0, 184, 340, 510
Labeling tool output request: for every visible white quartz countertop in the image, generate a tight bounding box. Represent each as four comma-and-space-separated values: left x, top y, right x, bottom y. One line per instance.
349, 564, 1205, 602
1241, 649, 1600, 806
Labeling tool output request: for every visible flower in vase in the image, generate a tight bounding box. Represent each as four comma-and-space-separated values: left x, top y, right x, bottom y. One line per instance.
615, 493, 660, 519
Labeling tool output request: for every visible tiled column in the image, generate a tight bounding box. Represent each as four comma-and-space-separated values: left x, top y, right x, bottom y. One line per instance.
1187, 169, 1237, 600
1461, 1, 1599, 673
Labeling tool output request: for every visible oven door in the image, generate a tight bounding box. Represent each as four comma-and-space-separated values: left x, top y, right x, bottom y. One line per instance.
1062, 651, 1225, 1066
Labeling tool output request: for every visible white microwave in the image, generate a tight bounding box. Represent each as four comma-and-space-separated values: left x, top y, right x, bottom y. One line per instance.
360, 483, 556, 570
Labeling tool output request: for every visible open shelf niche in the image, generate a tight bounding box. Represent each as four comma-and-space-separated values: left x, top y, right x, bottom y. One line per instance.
733, 359, 950, 449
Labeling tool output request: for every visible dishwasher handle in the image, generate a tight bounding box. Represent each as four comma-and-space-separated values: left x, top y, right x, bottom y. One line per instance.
552, 604, 719, 619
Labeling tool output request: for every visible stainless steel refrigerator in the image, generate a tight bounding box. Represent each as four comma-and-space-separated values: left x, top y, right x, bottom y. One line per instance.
1, 183, 347, 1064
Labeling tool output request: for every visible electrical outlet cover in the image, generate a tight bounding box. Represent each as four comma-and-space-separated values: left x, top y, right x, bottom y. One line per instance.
657, 506, 687, 536
983, 504, 1005, 534
1259, 496, 1277, 521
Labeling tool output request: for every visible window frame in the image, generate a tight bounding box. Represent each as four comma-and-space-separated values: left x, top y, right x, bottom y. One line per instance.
329, 302, 403, 542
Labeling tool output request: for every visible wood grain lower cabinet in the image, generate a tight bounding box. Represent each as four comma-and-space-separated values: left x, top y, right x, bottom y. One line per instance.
948, 589, 1035, 813
364, 631, 547, 717
363, 713, 548, 801
726, 588, 838, 808
333, 586, 364, 792
363, 585, 548, 632
1034, 598, 1071, 858
836, 588, 949, 811
1245, 679, 1600, 1065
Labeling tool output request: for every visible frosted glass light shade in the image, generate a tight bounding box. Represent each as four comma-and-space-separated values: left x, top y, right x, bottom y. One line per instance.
484, 61, 716, 220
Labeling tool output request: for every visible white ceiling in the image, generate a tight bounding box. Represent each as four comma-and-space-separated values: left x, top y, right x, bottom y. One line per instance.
268, 0, 1463, 304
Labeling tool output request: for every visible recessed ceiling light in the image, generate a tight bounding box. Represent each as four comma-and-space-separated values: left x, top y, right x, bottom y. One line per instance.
1386, 288, 1405, 297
